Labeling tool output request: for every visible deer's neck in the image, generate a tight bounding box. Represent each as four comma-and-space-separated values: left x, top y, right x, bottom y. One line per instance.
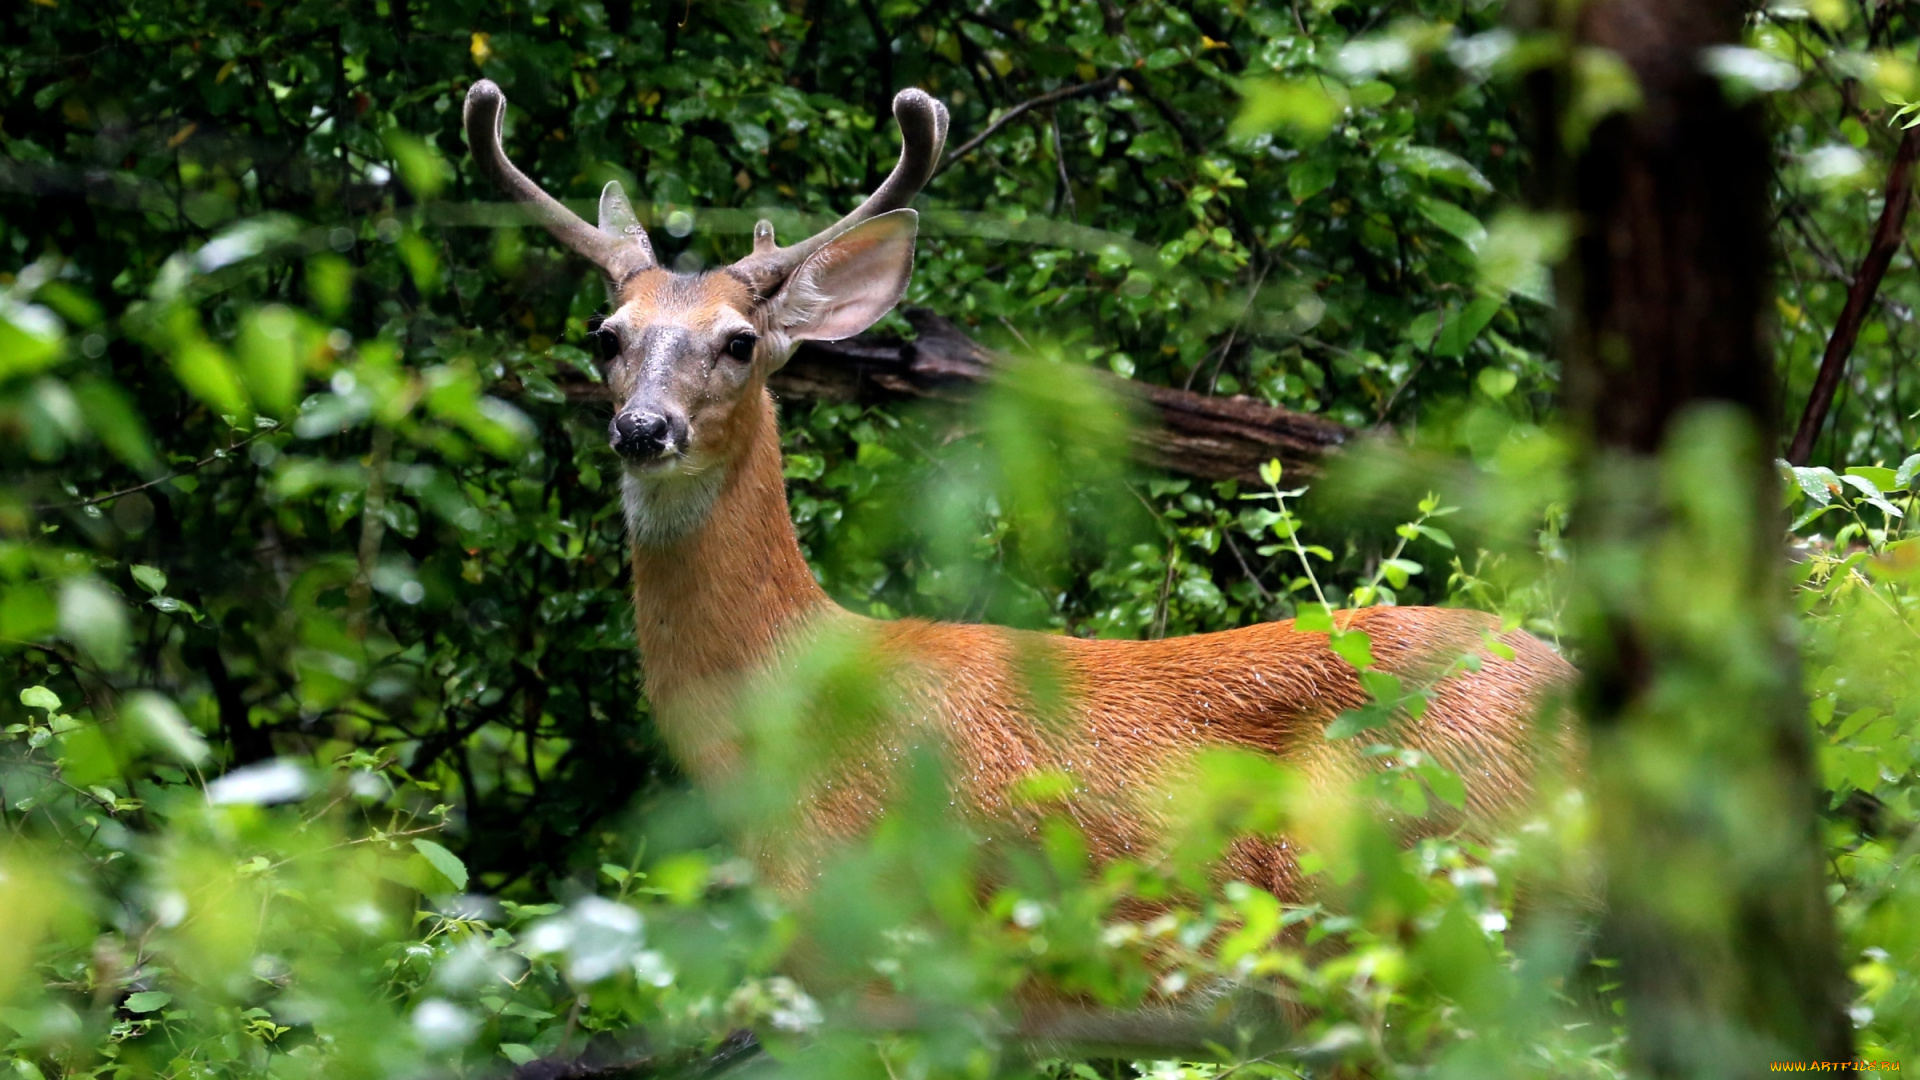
627, 390, 833, 714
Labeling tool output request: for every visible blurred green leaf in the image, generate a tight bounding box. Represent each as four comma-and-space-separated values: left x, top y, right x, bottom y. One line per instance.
1233, 78, 1344, 141
382, 129, 451, 200
0, 301, 65, 381
72, 376, 160, 472
123, 691, 210, 765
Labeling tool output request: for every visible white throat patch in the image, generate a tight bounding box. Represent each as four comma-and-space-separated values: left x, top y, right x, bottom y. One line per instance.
621, 465, 727, 548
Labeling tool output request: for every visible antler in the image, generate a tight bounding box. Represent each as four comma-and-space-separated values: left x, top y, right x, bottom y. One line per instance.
463, 79, 655, 282
731, 88, 948, 294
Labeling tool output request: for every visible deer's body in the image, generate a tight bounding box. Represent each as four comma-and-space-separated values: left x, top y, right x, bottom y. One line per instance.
631, 389, 1572, 895
463, 79, 1575, 898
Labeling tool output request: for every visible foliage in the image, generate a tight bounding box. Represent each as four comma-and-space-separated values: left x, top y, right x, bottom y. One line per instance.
1, 0, 1917, 1077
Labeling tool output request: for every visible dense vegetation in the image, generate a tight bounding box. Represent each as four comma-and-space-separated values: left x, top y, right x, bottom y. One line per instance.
1, 0, 1916, 1077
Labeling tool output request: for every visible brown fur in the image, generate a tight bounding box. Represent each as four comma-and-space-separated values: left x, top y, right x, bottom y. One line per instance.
631, 385, 1578, 897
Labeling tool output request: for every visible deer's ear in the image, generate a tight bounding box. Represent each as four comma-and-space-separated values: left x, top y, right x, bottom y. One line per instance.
766, 209, 917, 343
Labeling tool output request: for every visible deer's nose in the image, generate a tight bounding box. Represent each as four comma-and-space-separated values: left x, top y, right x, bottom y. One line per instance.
610, 410, 677, 460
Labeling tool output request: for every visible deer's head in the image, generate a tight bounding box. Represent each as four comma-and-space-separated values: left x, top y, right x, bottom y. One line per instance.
463, 80, 947, 544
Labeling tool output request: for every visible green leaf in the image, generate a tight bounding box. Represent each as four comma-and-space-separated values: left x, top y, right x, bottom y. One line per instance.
123, 691, 210, 765
1380, 558, 1422, 589
1434, 297, 1502, 358
1845, 466, 1899, 493
411, 838, 469, 892
397, 231, 442, 296
307, 254, 355, 321
382, 129, 450, 200
1840, 474, 1905, 518
1404, 310, 1441, 349
1294, 602, 1333, 632
1413, 524, 1455, 549
72, 377, 160, 473
1145, 47, 1185, 70
1788, 465, 1840, 506
1288, 159, 1337, 203
1324, 702, 1390, 740
1566, 46, 1644, 149
171, 339, 250, 419
237, 305, 309, 418
1840, 472, 1888, 498
1233, 78, 1344, 141
0, 301, 66, 381
1476, 367, 1518, 399
500, 1044, 540, 1066
1392, 774, 1428, 817
20, 686, 60, 712
1259, 459, 1283, 486
1392, 145, 1493, 193
131, 565, 167, 596
1329, 628, 1375, 669
1348, 80, 1395, 108
124, 991, 172, 1014
1790, 504, 1836, 532
1478, 210, 1571, 303
1894, 453, 1920, 490
1415, 196, 1486, 250
1358, 669, 1403, 704
1419, 762, 1467, 809
59, 578, 129, 667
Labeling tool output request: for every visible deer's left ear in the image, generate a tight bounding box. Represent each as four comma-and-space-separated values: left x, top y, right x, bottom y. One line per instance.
766, 209, 918, 346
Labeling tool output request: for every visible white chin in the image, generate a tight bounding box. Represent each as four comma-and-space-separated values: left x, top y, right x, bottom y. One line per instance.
620, 463, 724, 547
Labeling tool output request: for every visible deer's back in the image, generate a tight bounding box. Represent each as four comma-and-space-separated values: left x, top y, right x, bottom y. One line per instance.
840, 606, 1576, 892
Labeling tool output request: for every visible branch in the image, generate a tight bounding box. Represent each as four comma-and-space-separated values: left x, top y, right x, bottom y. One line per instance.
32, 427, 273, 511
771, 310, 1349, 480
934, 76, 1119, 178
1787, 124, 1920, 465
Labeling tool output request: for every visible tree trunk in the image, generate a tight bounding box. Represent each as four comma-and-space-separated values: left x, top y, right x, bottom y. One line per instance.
1552, 0, 1855, 1071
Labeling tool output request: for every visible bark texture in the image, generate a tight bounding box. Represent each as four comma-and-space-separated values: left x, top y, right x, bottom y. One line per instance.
1556, 0, 1855, 1071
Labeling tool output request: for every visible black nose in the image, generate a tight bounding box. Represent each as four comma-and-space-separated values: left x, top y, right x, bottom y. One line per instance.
610, 410, 673, 459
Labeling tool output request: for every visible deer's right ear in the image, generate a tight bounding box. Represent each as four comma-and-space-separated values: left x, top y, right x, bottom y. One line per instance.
765, 209, 918, 349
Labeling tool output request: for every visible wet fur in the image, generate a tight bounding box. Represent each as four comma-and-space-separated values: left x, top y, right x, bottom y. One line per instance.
626, 379, 1579, 897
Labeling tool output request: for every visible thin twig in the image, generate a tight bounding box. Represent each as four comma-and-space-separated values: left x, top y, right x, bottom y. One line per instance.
1222, 529, 1273, 602
1186, 261, 1270, 392
31, 427, 273, 511
1049, 108, 1076, 222
934, 75, 1119, 178
1149, 539, 1178, 640
348, 425, 394, 638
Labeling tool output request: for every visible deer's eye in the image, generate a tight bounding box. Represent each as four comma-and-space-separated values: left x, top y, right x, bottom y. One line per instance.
590, 323, 622, 364
724, 333, 757, 362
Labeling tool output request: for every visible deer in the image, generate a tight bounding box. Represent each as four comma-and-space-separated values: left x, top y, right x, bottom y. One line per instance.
463, 79, 1577, 901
